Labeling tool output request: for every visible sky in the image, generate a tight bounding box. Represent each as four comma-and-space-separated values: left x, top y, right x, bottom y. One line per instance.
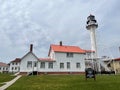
0, 0, 120, 63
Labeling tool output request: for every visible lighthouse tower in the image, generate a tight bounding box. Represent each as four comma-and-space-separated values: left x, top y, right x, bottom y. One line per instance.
86, 14, 101, 72
86, 14, 98, 58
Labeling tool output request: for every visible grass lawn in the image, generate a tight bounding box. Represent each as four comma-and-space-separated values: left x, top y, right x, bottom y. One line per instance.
7, 75, 120, 90
0, 73, 15, 86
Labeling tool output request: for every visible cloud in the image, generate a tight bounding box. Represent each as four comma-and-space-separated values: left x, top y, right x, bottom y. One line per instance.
0, 0, 120, 63
0, 0, 52, 62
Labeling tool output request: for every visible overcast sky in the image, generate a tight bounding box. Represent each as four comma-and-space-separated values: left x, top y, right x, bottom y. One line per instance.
0, 0, 120, 63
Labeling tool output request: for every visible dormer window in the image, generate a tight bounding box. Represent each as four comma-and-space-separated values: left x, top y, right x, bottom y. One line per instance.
66, 53, 73, 57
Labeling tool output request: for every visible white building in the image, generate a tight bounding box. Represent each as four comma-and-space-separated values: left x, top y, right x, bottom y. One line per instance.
9, 58, 21, 73
0, 62, 9, 73
20, 51, 39, 75
19, 42, 92, 75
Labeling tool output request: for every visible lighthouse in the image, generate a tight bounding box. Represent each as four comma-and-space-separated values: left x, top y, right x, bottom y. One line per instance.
86, 14, 100, 72
86, 14, 98, 57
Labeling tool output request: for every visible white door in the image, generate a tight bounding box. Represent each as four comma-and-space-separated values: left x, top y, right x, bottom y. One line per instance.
33, 61, 37, 71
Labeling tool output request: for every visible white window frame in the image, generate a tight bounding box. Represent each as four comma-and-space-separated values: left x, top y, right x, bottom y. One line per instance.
60, 63, 64, 69
66, 53, 73, 57
48, 62, 53, 69
67, 62, 70, 69
40, 62, 45, 68
27, 61, 32, 68
76, 63, 81, 68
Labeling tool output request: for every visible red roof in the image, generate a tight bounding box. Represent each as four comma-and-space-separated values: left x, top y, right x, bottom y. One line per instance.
0, 62, 8, 67
11, 58, 21, 63
114, 58, 120, 61
85, 50, 95, 53
39, 58, 55, 62
50, 44, 86, 54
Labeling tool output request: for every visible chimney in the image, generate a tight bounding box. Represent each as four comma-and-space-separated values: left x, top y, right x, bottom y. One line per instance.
30, 44, 33, 52
60, 41, 62, 46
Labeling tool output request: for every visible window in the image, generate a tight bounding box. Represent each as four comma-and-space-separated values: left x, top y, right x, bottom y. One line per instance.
12, 67, 14, 70
48, 62, 53, 69
3, 67, 4, 70
16, 63, 17, 65
0, 67, 1, 70
76, 63, 81, 68
6, 68, 8, 70
34, 62, 37, 67
40, 62, 45, 68
67, 62, 70, 69
86, 53, 91, 58
27, 61, 32, 68
66, 53, 73, 57
12, 63, 14, 65
15, 67, 17, 70
60, 63, 64, 69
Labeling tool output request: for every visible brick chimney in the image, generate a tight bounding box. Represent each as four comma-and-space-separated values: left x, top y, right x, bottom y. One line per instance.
60, 41, 62, 46
30, 44, 33, 52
